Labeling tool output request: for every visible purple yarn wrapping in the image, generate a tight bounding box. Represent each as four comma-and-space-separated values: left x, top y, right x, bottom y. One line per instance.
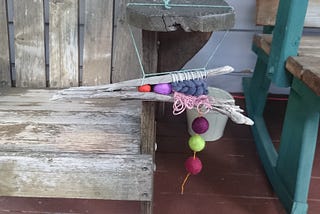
192, 117, 209, 134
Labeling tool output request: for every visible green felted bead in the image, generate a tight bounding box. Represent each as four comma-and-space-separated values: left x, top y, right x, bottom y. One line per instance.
188, 135, 205, 152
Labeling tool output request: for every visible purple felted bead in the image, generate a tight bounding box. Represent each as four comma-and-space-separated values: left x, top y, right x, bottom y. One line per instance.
153, 83, 172, 95
192, 117, 209, 134
185, 156, 202, 175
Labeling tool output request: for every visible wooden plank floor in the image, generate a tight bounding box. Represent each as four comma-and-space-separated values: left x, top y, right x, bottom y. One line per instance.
0, 95, 320, 213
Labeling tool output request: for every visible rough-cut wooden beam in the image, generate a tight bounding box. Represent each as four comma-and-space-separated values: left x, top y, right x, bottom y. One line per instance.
126, 0, 235, 32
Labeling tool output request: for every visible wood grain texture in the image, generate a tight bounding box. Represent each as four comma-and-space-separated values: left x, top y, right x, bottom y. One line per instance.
140, 30, 158, 214
0, 88, 153, 201
112, 0, 141, 83
126, 0, 235, 32
49, 0, 78, 88
13, 0, 46, 88
256, 0, 320, 27
82, 0, 113, 86
0, 0, 10, 87
158, 29, 211, 72
0, 152, 152, 201
253, 34, 320, 58
286, 56, 320, 96
0, 88, 141, 155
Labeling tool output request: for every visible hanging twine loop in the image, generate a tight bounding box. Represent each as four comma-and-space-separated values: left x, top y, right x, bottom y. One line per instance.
163, 0, 171, 9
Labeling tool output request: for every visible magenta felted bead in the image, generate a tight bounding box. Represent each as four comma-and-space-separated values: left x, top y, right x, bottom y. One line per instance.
185, 156, 202, 175
192, 117, 209, 134
153, 83, 172, 95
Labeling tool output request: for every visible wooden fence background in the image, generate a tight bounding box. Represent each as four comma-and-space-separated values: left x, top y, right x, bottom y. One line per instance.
0, 0, 141, 88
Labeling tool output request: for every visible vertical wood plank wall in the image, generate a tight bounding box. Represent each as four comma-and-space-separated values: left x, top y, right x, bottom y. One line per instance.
0, 0, 10, 87
49, 0, 78, 88
112, 0, 141, 83
13, 0, 46, 88
0, 0, 137, 89
82, 0, 113, 86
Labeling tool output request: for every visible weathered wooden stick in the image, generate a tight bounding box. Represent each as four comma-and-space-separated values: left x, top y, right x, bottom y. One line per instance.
58, 66, 234, 93
52, 90, 253, 126
51, 65, 253, 125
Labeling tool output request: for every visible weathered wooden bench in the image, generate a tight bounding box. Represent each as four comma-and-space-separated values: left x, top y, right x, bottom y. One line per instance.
0, 88, 153, 201
0, 1, 158, 213
0, 0, 235, 213
243, 0, 320, 213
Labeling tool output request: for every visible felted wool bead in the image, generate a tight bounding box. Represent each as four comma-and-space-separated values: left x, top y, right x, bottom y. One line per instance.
153, 83, 172, 95
185, 156, 202, 175
192, 117, 209, 134
138, 84, 151, 92
188, 135, 205, 152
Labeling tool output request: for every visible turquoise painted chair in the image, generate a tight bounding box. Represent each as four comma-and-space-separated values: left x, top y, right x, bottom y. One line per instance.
243, 0, 320, 213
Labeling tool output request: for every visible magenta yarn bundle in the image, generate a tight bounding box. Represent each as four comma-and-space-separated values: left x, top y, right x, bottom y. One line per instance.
181, 116, 209, 194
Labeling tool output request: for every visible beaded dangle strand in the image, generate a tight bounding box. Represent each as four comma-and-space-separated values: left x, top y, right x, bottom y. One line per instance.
181, 112, 209, 194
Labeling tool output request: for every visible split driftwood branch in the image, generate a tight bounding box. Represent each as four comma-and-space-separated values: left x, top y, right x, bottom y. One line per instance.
52, 92, 253, 126
52, 65, 253, 125
56, 66, 234, 93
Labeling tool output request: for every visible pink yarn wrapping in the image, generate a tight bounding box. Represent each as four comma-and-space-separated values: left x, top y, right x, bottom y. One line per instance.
172, 92, 213, 115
